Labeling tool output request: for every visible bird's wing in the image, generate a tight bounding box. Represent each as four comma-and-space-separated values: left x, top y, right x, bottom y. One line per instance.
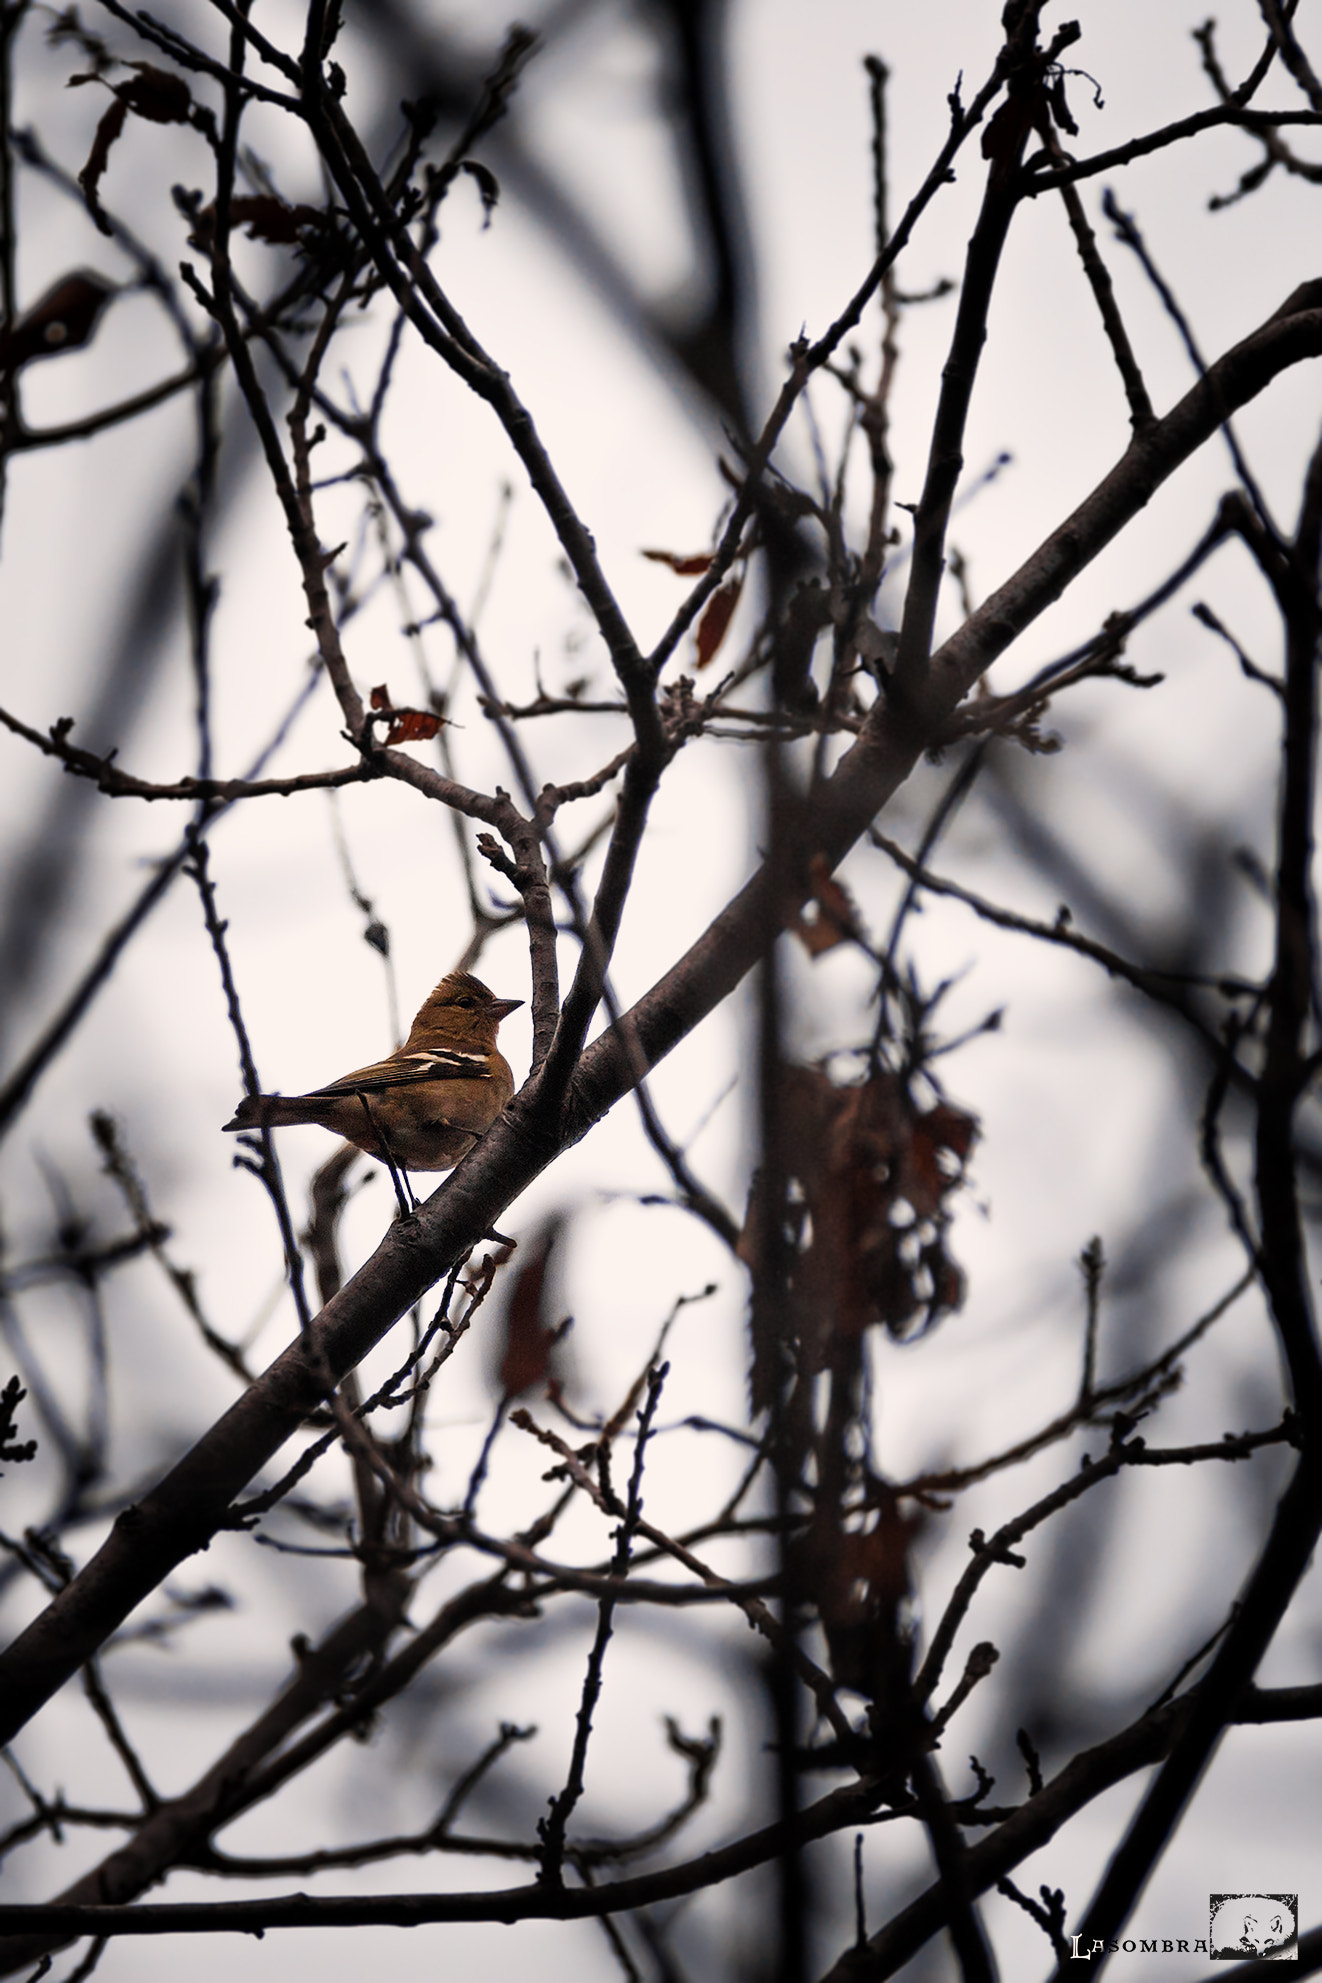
302, 1048, 493, 1101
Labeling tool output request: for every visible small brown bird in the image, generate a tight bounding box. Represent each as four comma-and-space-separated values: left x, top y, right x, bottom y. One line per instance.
223, 971, 522, 1175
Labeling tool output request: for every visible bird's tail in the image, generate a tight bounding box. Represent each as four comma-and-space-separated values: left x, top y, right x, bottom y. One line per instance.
223, 1094, 317, 1132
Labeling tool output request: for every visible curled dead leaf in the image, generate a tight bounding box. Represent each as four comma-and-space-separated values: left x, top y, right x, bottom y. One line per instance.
642, 548, 715, 576
461, 159, 500, 223
793, 854, 859, 957
116, 62, 192, 123
76, 63, 192, 228
695, 575, 743, 669
498, 1218, 565, 1397
741, 1066, 978, 1347
0, 270, 114, 374
367, 684, 443, 747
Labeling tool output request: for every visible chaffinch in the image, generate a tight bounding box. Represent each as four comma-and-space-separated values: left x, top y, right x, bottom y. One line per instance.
223, 970, 522, 1172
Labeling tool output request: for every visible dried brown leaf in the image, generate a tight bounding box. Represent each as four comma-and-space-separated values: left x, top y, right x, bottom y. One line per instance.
76, 63, 191, 228
794, 854, 859, 957
231, 194, 324, 244
77, 96, 127, 220
641, 548, 715, 576
498, 1220, 563, 1397
461, 159, 500, 223
695, 576, 743, 669
383, 710, 442, 745
117, 63, 191, 124
0, 272, 113, 375
368, 684, 443, 746
775, 1067, 977, 1345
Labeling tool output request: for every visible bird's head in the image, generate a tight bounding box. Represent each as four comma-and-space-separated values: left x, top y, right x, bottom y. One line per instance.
405, 971, 523, 1051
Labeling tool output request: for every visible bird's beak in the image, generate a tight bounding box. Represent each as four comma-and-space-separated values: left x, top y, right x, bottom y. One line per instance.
491, 997, 524, 1019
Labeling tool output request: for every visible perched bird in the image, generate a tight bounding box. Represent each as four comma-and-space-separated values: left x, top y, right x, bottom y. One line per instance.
223, 971, 522, 1175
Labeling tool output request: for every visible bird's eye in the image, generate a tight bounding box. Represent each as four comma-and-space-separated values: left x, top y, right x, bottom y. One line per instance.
457, 996, 475, 1008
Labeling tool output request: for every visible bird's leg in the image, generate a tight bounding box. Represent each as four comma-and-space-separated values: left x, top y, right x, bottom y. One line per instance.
356, 1093, 416, 1219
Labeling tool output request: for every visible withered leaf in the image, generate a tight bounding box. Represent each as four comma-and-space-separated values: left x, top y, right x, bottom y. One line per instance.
498, 1220, 562, 1397
980, 86, 1035, 169
77, 96, 128, 219
76, 64, 191, 227
924, 1101, 977, 1163
117, 63, 192, 124
795, 917, 844, 958
773, 1066, 978, 1346
1049, 71, 1080, 138
906, 1105, 976, 1219
794, 854, 858, 957
695, 575, 743, 669
368, 684, 442, 746
231, 194, 325, 244
0, 271, 113, 375
800, 1496, 921, 1696
185, 195, 330, 254
383, 709, 442, 745
642, 548, 715, 576
461, 159, 500, 223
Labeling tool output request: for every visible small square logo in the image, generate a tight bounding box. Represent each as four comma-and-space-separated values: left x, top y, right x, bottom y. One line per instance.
1209, 1894, 1298, 1961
